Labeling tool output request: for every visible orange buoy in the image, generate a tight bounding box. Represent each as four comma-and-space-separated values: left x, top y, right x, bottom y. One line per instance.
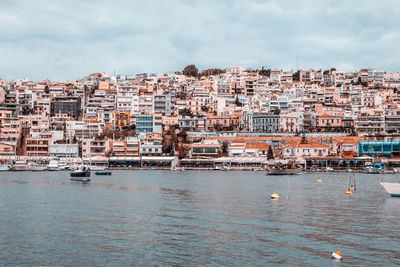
345, 190, 352, 195
331, 250, 342, 260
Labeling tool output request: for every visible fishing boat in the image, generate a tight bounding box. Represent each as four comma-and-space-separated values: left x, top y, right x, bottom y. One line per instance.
70, 166, 91, 182
31, 163, 48, 171
12, 160, 31, 171
267, 160, 303, 175
95, 170, 112, 176
48, 160, 60, 171
267, 167, 303, 175
380, 182, 400, 197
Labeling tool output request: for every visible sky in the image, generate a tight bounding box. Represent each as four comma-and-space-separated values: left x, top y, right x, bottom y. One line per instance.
0, 0, 399, 81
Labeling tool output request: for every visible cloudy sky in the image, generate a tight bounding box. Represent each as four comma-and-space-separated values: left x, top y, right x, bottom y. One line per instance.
0, 0, 399, 81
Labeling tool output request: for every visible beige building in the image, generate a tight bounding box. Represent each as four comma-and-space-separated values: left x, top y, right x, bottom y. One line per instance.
110, 137, 140, 157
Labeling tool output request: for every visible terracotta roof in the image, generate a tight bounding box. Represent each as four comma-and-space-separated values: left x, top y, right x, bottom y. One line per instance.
284, 140, 329, 148
245, 142, 270, 149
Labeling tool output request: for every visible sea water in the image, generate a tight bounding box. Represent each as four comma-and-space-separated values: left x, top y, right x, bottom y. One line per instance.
0, 171, 399, 266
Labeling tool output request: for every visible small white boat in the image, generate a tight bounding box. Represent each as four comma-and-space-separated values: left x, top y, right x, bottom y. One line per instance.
380, 182, 400, 197
0, 163, 11, 171
58, 162, 70, 170
267, 167, 303, 175
12, 160, 31, 171
31, 164, 48, 171
393, 167, 400, 173
89, 165, 106, 171
48, 160, 60, 171
221, 165, 231, 171
326, 167, 334, 172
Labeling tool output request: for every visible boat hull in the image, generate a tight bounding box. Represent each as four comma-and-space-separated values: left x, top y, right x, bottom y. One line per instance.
364, 167, 383, 174
31, 166, 48, 171
70, 171, 91, 177
12, 166, 31, 171
380, 182, 400, 197
0, 165, 11, 171
267, 168, 303, 175
95, 171, 112, 176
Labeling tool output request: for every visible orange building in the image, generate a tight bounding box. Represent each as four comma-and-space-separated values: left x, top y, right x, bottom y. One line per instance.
115, 112, 131, 130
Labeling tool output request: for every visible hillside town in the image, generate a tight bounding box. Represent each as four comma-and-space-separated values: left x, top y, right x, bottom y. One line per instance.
1, 65, 400, 171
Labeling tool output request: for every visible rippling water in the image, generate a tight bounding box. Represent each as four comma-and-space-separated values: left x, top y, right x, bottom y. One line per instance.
0, 170, 399, 266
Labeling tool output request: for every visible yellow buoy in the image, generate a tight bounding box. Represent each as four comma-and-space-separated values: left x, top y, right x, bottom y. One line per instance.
345, 190, 352, 195
317, 178, 322, 183
270, 193, 280, 199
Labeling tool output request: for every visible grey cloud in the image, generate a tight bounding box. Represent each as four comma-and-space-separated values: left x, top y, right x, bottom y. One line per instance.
0, 0, 399, 80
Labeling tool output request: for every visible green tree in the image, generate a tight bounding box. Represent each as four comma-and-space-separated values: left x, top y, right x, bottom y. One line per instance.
201, 105, 209, 112
182, 64, 199, 77
234, 96, 242, 107
259, 67, 271, 77
273, 108, 281, 115
222, 141, 229, 156
198, 68, 225, 77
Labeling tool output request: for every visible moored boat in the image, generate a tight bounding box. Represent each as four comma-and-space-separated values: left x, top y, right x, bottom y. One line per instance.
364, 166, 382, 174
267, 167, 303, 175
266, 160, 303, 175
95, 170, 112, 176
58, 162, 70, 171
0, 163, 12, 171
70, 166, 91, 182
380, 182, 400, 197
48, 160, 60, 171
31, 164, 48, 171
326, 167, 334, 172
90, 165, 106, 171
221, 165, 231, 171
12, 160, 31, 171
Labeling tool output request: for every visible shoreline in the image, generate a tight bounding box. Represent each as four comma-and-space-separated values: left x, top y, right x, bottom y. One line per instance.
3, 168, 396, 174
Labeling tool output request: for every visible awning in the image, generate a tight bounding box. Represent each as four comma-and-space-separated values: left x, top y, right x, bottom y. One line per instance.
141, 156, 177, 162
